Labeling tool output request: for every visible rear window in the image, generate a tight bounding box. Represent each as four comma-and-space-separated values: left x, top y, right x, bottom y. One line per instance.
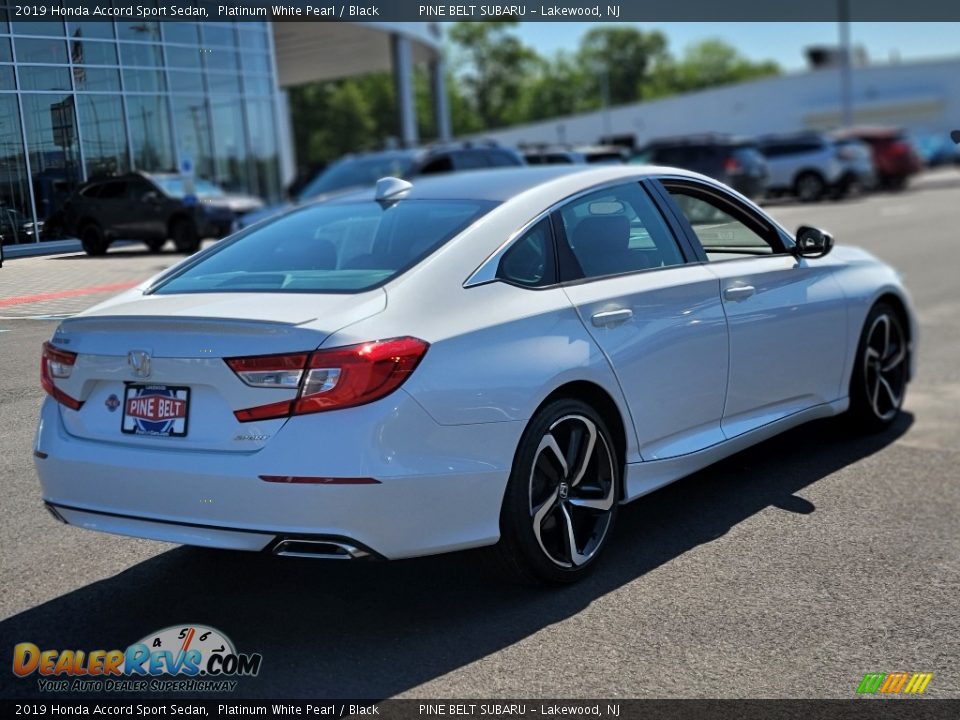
150, 199, 496, 295
298, 155, 416, 200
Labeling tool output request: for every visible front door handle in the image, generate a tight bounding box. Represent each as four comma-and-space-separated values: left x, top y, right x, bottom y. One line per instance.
723, 285, 755, 302
591, 308, 634, 327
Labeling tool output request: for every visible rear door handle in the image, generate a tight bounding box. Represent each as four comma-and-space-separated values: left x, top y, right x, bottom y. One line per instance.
591, 308, 634, 327
723, 285, 755, 302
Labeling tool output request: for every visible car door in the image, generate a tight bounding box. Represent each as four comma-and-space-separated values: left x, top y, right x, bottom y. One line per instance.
655, 178, 849, 439
92, 180, 129, 238
123, 177, 166, 239
557, 180, 730, 460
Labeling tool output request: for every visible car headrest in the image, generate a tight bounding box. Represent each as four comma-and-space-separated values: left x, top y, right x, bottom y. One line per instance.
572, 215, 631, 257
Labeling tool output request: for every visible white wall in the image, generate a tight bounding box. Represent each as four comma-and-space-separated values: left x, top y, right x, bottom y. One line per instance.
470, 57, 960, 147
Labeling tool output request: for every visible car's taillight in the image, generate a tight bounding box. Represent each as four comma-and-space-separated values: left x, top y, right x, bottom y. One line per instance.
40, 341, 82, 410
723, 156, 741, 173
228, 337, 429, 422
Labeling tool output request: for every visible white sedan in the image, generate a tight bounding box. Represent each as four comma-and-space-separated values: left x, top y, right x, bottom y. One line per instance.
34, 166, 915, 583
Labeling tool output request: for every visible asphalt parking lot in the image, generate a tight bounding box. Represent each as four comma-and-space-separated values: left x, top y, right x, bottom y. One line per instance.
1, 171, 958, 700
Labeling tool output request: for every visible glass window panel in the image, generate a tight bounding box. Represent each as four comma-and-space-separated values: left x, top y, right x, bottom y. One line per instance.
172, 96, 213, 180
120, 42, 162, 67
69, 39, 117, 66
238, 28, 269, 52
162, 22, 199, 45
204, 48, 238, 73
210, 97, 247, 191
67, 21, 115, 40
77, 94, 128, 179
206, 72, 240, 95
117, 20, 160, 42
11, 21, 65, 36
0, 65, 13, 90
18, 65, 71, 91
202, 25, 236, 47
0, 8, 8, 34
14, 37, 67, 64
73, 66, 120, 92
166, 45, 202, 68
122, 67, 165, 93
0, 37, 11, 63
243, 75, 272, 97
126, 95, 174, 172
245, 98, 280, 201
0, 95, 35, 244
168, 69, 204, 93
241, 52, 270, 75
20, 93, 82, 221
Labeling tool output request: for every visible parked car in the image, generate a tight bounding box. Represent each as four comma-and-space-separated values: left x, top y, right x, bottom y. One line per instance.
833, 127, 921, 189
0, 206, 43, 245
239, 143, 526, 228
632, 134, 768, 199
758, 132, 875, 201
35, 166, 915, 584
523, 145, 627, 165
63, 172, 264, 256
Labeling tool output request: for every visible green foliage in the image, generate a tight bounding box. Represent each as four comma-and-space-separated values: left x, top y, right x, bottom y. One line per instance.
288, 25, 780, 166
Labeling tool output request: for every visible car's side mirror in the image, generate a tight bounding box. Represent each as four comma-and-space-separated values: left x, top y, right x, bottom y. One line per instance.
794, 225, 834, 258
142, 191, 160, 204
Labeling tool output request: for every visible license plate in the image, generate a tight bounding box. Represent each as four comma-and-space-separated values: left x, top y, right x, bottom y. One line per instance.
121, 385, 190, 437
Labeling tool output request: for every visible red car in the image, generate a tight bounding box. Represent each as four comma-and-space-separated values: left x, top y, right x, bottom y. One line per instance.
835, 127, 921, 189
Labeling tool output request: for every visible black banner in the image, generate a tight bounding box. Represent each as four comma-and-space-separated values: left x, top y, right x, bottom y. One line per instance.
6, 0, 960, 22
2, 700, 960, 719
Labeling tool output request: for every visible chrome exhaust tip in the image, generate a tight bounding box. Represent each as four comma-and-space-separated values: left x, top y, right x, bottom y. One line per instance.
272, 538, 370, 560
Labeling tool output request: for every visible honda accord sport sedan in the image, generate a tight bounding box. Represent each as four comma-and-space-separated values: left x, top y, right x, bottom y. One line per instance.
34, 166, 915, 584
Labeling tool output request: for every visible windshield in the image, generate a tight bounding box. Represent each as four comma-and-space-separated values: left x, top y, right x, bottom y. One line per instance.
151, 199, 497, 295
154, 177, 225, 198
298, 155, 417, 200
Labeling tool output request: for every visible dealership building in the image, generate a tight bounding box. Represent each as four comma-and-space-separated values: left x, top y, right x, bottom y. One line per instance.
0, 18, 447, 246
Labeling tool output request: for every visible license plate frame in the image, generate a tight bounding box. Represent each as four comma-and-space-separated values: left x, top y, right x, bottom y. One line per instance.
121, 384, 191, 437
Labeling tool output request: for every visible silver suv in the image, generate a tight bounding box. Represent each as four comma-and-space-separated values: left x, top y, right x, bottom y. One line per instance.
758, 133, 863, 202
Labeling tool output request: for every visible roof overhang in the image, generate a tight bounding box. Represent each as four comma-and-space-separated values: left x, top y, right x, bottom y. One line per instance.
271, 21, 443, 87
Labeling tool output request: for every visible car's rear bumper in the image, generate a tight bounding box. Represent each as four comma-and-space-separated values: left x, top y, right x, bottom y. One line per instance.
34, 394, 521, 559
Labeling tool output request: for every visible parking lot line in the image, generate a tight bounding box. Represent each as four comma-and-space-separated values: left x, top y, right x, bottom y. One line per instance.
0, 281, 139, 308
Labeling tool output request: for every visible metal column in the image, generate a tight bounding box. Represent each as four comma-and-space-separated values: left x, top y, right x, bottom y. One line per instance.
391, 33, 418, 147
431, 57, 452, 142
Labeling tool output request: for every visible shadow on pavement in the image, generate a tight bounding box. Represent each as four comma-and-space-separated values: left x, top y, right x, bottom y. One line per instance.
0, 413, 912, 700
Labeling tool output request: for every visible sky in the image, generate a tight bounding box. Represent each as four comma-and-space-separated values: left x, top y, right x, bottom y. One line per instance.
517, 22, 960, 71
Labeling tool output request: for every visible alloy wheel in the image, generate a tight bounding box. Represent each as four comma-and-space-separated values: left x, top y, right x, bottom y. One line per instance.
528, 414, 616, 568
863, 313, 907, 422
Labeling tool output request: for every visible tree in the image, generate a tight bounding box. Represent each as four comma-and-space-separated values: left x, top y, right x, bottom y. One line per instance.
651, 39, 780, 95
447, 21, 540, 129
577, 26, 669, 105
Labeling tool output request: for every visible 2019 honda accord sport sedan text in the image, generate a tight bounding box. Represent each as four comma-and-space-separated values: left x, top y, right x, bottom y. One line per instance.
34, 166, 915, 583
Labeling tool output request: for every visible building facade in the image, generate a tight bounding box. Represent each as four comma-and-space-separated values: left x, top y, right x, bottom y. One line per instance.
0, 17, 447, 246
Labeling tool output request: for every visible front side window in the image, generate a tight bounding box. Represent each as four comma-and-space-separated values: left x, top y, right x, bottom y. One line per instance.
665, 186, 778, 259
558, 182, 685, 280
151, 199, 496, 295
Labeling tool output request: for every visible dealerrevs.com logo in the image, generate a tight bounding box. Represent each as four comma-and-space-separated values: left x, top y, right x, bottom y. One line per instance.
13, 625, 262, 693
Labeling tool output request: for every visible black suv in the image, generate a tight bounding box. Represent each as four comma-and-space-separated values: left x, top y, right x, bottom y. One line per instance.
633, 134, 769, 200
63, 172, 263, 256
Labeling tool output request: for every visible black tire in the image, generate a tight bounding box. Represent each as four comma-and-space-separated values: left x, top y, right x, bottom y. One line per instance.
493, 398, 620, 585
848, 302, 909, 432
145, 238, 166, 253
80, 223, 108, 256
794, 171, 826, 202
171, 218, 200, 254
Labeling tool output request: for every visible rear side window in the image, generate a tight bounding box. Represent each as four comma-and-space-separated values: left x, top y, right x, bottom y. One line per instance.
151, 199, 496, 295
496, 218, 555, 287
558, 182, 685, 280
97, 181, 127, 199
